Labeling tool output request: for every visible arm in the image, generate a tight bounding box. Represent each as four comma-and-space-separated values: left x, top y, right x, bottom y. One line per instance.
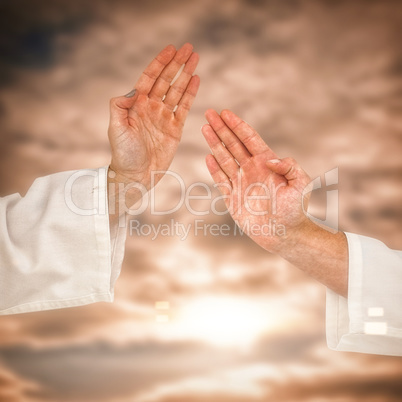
107, 43, 200, 229
202, 109, 402, 356
201, 109, 348, 297
0, 168, 114, 315
0, 44, 200, 315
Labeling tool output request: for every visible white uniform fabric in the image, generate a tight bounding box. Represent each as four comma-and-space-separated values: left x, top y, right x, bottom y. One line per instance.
1, 169, 401, 356
326, 232, 402, 356
0, 167, 127, 315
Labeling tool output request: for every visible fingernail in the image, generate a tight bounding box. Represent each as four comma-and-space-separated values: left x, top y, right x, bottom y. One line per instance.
124, 89, 137, 98
268, 159, 281, 164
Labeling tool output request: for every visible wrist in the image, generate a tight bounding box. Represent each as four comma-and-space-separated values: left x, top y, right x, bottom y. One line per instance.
108, 164, 150, 188
268, 218, 321, 255
270, 216, 346, 263
107, 167, 149, 212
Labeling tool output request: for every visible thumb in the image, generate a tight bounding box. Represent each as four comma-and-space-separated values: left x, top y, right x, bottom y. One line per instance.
266, 157, 310, 188
109, 89, 138, 128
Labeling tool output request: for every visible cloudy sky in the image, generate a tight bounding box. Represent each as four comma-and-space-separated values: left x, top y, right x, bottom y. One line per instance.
0, 0, 401, 401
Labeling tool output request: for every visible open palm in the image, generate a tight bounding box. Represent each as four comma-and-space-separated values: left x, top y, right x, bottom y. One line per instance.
202, 109, 312, 252
108, 43, 200, 190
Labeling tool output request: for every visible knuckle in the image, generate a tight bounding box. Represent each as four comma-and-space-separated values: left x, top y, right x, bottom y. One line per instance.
283, 157, 297, 165
220, 156, 234, 166
172, 84, 186, 93
181, 101, 191, 111
223, 138, 238, 149
242, 134, 255, 144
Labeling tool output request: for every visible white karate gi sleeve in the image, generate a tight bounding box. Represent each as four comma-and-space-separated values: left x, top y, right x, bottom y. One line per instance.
0, 167, 127, 315
326, 232, 402, 356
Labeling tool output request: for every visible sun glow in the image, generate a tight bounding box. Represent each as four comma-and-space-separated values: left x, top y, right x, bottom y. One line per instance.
175, 296, 270, 347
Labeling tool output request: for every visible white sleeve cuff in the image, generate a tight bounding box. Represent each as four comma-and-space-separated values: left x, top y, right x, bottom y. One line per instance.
326, 232, 402, 356
0, 166, 127, 315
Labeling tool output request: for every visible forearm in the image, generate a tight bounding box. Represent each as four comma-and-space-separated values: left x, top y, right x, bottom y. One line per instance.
107, 167, 147, 230
273, 219, 349, 297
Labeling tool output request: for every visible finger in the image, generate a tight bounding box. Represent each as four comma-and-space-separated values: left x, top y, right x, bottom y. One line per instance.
220, 109, 276, 157
109, 95, 137, 130
134, 44, 177, 95
148, 43, 193, 100
202, 124, 239, 179
266, 157, 310, 189
164, 52, 200, 109
205, 109, 251, 165
174, 75, 200, 122
205, 154, 232, 196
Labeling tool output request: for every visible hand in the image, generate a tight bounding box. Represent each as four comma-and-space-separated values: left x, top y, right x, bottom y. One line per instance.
108, 43, 200, 197
202, 109, 348, 296
202, 109, 312, 253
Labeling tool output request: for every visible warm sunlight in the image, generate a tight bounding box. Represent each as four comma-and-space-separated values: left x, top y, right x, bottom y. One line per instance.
175, 296, 270, 347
